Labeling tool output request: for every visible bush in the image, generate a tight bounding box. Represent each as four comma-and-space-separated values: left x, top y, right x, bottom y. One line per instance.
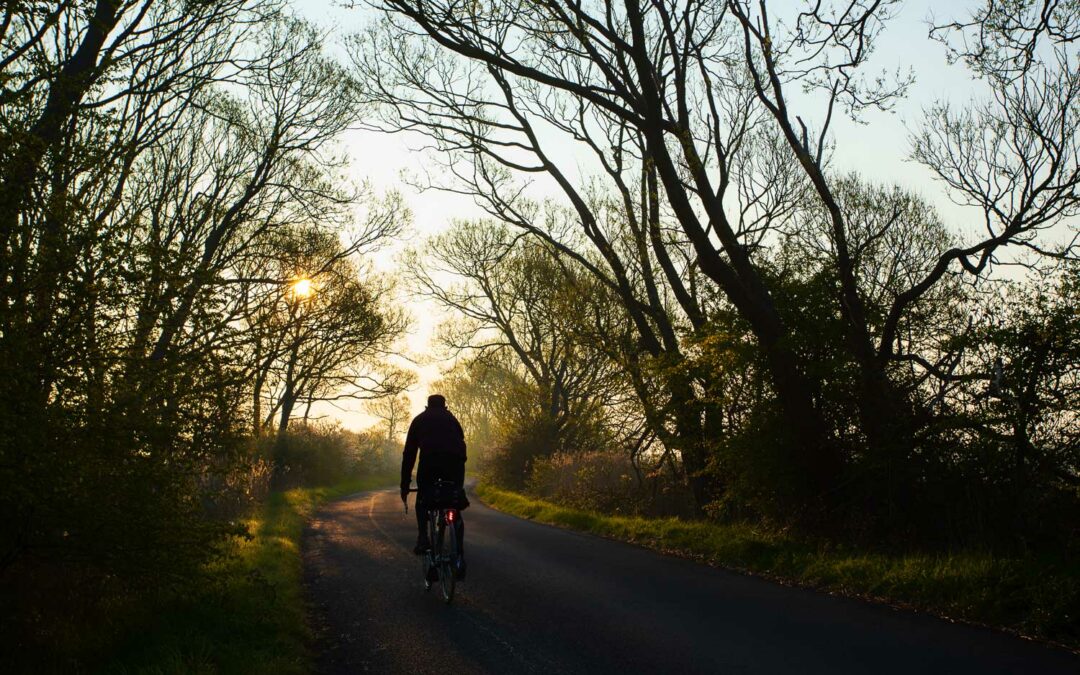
257, 421, 380, 489
528, 451, 639, 513
353, 429, 403, 476
0, 360, 254, 671
476, 412, 559, 489
527, 451, 697, 518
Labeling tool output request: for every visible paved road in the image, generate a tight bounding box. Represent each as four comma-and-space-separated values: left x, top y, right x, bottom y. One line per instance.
303, 488, 1079, 674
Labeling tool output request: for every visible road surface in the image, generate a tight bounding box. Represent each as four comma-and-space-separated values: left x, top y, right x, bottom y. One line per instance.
302, 488, 1079, 674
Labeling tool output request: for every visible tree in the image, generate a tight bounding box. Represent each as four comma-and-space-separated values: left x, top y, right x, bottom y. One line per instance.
367, 393, 415, 444
355, 0, 843, 505
407, 222, 618, 451
357, 0, 1080, 523
712, 0, 1080, 518
0, 6, 406, 595
239, 206, 409, 440
410, 225, 624, 483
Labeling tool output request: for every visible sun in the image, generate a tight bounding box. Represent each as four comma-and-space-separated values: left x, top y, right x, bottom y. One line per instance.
291, 277, 314, 299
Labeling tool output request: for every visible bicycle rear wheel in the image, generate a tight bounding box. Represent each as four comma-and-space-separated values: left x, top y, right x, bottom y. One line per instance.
437, 517, 455, 604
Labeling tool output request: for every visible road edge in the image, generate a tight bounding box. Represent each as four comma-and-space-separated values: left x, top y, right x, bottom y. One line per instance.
473, 483, 1080, 656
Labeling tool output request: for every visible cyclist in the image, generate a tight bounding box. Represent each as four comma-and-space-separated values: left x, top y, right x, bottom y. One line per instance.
400, 394, 468, 576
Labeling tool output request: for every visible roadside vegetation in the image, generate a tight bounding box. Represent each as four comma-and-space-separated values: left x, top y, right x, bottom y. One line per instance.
103, 471, 397, 674
3, 424, 398, 672
478, 485, 1080, 650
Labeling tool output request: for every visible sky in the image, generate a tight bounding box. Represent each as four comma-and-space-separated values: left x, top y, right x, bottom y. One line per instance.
286, 0, 993, 431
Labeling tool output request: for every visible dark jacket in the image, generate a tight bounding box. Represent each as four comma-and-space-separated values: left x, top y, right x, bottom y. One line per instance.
400, 406, 467, 491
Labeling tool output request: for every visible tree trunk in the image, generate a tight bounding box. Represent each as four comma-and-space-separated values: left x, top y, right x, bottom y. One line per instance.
665, 372, 710, 514
270, 339, 300, 488
854, 362, 917, 524
762, 338, 840, 496
277, 390, 296, 439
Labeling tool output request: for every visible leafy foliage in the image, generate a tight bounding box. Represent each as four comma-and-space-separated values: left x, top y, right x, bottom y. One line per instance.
0, 4, 406, 665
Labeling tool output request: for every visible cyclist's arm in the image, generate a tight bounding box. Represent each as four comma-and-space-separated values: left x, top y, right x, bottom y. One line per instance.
401, 417, 420, 495
450, 414, 467, 462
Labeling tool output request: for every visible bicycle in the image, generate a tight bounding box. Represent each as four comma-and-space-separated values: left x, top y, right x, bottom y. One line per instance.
405, 480, 464, 604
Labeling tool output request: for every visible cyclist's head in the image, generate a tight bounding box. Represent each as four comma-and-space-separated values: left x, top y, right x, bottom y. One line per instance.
427, 394, 446, 409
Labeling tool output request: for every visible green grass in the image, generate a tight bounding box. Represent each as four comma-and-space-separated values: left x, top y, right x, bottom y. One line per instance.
477, 484, 1080, 650
103, 473, 397, 674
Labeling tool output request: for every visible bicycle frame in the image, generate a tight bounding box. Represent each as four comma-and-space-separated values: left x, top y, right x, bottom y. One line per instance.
407, 486, 461, 603
424, 505, 460, 602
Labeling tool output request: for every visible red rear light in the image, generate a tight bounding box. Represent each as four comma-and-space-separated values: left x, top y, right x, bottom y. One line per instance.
446, 509, 457, 523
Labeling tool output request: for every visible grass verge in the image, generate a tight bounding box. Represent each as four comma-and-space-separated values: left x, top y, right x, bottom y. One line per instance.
104, 473, 396, 674
477, 484, 1079, 651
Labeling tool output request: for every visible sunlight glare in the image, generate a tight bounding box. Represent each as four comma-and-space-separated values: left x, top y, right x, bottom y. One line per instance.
291, 277, 314, 299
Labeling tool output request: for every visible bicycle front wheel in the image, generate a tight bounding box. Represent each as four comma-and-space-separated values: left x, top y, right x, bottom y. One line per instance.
437, 519, 456, 604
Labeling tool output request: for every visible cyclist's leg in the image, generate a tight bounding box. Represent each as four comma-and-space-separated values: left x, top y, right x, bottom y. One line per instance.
416, 507, 428, 540
414, 493, 430, 550
451, 459, 466, 554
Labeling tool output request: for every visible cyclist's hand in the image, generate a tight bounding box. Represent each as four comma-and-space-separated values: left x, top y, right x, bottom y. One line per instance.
400, 486, 409, 503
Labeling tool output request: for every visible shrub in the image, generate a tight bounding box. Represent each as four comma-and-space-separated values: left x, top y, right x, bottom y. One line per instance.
257, 422, 372, 489
528, 451, 639, 513
477, 412, 559, 489
527, 450, 696, 517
